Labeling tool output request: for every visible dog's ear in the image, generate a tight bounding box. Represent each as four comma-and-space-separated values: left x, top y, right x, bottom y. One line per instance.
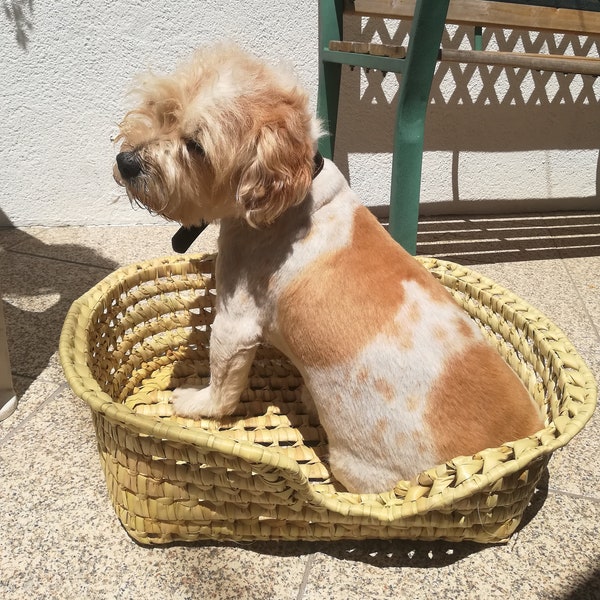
236, 106, 314, 227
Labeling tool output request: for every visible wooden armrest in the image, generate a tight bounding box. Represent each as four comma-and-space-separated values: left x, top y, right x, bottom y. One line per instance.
352, 0, 600, 36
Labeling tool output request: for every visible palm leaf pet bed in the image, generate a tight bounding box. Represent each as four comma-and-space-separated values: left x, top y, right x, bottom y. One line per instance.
60, 253, 596, 544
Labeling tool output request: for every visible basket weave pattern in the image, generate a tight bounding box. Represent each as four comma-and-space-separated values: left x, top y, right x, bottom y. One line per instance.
60, 254, 597, 544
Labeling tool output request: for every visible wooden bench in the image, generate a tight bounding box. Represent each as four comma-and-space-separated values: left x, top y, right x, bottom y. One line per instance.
317, 0, 600, 253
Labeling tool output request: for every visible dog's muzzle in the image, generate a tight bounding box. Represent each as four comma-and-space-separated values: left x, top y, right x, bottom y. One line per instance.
116, 151, 143, 180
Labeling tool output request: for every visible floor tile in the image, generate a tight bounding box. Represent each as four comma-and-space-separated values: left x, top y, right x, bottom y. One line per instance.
0, 387, 308, 600
561, 254, 600, 339
418, 214, 560, 264
11, 374, 38, 399
1, 218, 599, 600
508, 493, 600, 600
464, 259, 599, 497
300, 494, 600, 600
418, 212, 600, 265
1, 250, 111, 382
0, 227, 47, 251
0, 378, 64, 444
11, 222, 220, 268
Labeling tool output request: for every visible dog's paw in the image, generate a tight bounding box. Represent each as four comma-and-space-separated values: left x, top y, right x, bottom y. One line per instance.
171, 385, 224, 419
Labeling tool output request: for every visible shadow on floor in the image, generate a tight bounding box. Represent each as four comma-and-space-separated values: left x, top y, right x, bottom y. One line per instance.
515, 468, 549, 534
152, 473, 550, 569
0, 213, 118, 397
413, 211, 600, 264
561, 567, 600, 600
155, 535, 488, 568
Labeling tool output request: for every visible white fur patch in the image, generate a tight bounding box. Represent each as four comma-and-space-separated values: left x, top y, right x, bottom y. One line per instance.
295, 281, 476, 492
171, 386, 217, 418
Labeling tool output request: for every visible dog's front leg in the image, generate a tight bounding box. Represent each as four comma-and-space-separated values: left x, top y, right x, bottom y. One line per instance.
171, 315, 260, 419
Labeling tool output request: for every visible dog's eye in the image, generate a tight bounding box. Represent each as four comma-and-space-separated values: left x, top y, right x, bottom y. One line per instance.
185, 139, 204, 155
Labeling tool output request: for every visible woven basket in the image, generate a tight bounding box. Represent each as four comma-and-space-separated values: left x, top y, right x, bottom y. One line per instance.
59, 253, 596, 545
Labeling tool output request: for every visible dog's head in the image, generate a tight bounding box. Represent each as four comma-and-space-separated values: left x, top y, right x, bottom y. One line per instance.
113, 44, 320, 227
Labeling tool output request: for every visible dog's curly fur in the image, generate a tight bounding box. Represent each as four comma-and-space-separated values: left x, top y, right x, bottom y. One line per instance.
114, 44, 318, 228
114, 44, 543, 493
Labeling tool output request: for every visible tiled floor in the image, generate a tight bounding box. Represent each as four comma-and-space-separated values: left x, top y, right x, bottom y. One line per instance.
1, 213, 599, 600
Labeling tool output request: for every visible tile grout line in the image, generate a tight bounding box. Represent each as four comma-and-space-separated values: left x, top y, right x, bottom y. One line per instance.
554, 233, 600, 345
545, 486, 600, 504
6, 247, 116, 272
537, 231, 600, 503
1, 233, 60, 255
12, 371, 58, 381
296, 554, 316, 600
0, 381, 69, 448
0, 234, 31, 253
565, 277, 600, 344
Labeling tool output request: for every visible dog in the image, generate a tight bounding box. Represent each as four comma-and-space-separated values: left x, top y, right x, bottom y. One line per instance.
113, 44, 544, 493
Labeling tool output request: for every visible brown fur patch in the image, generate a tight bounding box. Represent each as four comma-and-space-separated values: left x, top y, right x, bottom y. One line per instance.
425, 342, 543, 461
395, 431, 408, 446
433, 325, 448, 343
375, 418, 388, 437
395, 303, 420, 351
355, 367, 370, 384
415, 439, 429, 455
374, 378, 395, 403
406, 395, 420, 413
407, 302, 420, 323
329, 392, 344, 408
277, 206, 451, 367
457, 317, 476, 339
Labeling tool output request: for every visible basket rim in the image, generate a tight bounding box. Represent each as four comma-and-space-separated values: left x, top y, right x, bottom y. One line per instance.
59, 252, 597, 522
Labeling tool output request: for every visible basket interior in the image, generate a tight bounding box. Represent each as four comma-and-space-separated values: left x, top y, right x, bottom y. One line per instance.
69, 254, 595, 499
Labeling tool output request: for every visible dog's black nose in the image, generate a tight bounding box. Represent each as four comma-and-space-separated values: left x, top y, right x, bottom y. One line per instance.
116, 151, 142, 179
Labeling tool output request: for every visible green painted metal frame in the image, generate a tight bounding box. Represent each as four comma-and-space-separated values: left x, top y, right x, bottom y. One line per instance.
317, 0, 449, 254
317, 0, 345, 160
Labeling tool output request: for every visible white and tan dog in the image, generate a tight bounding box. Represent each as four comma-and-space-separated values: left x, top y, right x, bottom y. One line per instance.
114, 44, 543, 493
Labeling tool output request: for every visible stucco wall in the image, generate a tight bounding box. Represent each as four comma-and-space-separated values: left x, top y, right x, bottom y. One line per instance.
2, 1, 599, 227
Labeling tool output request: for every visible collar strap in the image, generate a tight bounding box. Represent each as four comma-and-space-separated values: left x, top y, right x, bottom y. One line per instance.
313, 150, 325, 179
172, 222, 208, 253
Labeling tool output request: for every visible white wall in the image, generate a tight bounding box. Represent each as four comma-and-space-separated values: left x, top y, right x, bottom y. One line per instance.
1, 2, 599, 227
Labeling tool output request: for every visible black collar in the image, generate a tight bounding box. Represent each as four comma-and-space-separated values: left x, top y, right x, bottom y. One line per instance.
313, 150, 325, 179
171, 222, 208, 253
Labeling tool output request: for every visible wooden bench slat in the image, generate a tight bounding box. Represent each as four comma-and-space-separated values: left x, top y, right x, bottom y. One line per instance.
328, 38, 600, 75
352, 0, 600, 36
329, 40, 407, 58
442, 48, 600, 75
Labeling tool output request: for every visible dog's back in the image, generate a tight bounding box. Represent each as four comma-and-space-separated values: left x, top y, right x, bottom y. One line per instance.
269, 164, 543, 492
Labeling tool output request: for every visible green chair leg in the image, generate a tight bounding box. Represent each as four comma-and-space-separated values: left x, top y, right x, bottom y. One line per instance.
388, 0, 450, 254
317, 62, 342, 159
317, 0, 344, 159
317, 0, 449, 254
